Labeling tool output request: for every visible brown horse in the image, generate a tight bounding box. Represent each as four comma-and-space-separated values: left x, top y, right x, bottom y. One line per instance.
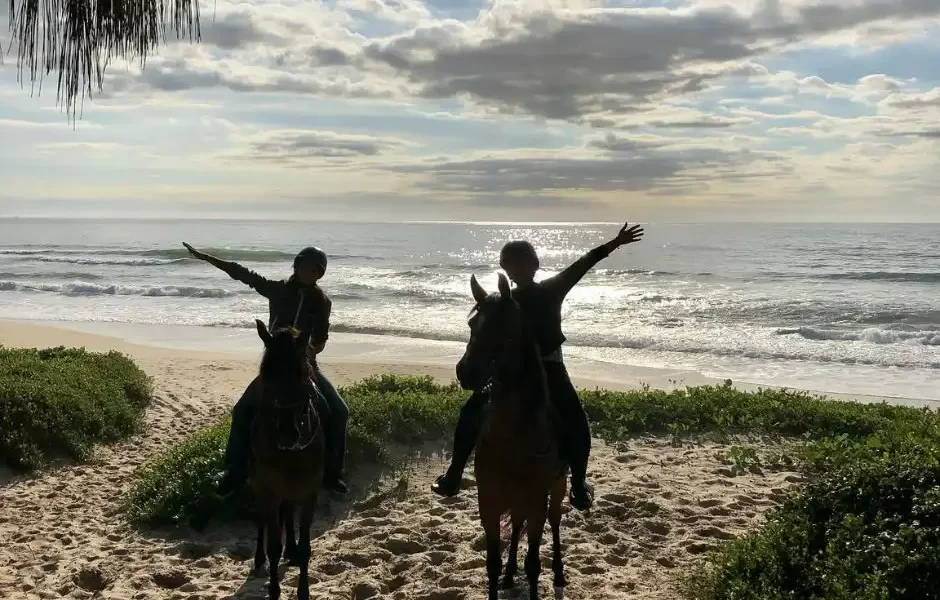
457, 274, 568, 600
250, 319, 326, 600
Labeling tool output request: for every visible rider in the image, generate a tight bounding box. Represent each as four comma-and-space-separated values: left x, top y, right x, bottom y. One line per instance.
183, 242, 349, 495
431, 222, 645, 510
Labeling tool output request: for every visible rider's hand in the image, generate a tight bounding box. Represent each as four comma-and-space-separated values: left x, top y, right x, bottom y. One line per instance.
182, 242, 207, 261
613, 222, 644, 247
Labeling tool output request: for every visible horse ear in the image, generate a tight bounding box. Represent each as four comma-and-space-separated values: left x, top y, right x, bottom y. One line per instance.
470, 274, 488, 305
256, 319, 273, 346
297, 330, 311, 348
497, 272, 511, 300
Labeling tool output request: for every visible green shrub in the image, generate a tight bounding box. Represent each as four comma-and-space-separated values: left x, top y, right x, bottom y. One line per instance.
580, 384, 927, 441
123, 419, 232, 527
125, 376, 940, 536
682, 436, 940, 600
124, 374, 466, 526
0, 346, 153, 471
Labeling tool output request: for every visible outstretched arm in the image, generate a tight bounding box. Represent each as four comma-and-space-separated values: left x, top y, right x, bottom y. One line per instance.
543, 222, 645, 300
182, 242, 281, 299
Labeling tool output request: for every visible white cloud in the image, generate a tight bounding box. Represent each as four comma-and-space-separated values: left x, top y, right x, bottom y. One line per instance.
1, 0, 939, 221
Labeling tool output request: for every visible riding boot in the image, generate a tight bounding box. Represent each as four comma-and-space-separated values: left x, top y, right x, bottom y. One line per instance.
567, 452, 595, 511
432, 391, 486, 497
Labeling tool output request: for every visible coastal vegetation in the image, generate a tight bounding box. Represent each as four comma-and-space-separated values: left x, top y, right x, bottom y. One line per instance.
125, 374, 940, 597
6, 343, 937, 598
0, 346, 152, 471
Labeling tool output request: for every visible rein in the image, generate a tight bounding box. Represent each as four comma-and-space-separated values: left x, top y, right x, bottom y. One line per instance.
266, 376, 323, 452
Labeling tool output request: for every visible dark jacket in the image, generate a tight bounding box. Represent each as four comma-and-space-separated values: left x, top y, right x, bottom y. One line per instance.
512, 245, 611, 358
210, 259, 331, 362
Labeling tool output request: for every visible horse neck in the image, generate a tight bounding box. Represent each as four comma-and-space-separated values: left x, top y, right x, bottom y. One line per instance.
260, 346, 308, 384
494, 323, 548, 411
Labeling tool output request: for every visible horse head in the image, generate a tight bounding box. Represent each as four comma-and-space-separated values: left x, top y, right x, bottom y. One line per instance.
456, 273, 526, 392
255, 319, 317, 451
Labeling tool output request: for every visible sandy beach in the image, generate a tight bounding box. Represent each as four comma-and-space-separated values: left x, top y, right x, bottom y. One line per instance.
0, 320, 919, 599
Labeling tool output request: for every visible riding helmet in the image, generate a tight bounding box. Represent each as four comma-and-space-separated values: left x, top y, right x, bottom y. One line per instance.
294, 246, 328, 272
499, 240, 539, 271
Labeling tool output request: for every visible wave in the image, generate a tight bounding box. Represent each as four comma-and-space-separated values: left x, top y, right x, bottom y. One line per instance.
204, 320, 940, 370
0, 280, 238, 298
137, 248, 296, 262
207, 320, 469, 343
814, 271, 940, 284
755, 270, 940, 284
1, 246, 375, 264
0, 271, 105, 281
29, 256, 186, 266
776, 327, 940, 346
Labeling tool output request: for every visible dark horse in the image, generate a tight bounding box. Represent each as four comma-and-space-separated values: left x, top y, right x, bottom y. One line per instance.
457, 274, 567, 600
250, 319, 326, 600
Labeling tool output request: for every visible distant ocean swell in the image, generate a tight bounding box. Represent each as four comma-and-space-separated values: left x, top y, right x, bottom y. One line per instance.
0, 281, 239, 298
0, 247, 373, 263
757, 271, 940, 284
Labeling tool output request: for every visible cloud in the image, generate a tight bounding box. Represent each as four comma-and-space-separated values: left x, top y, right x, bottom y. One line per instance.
393, 139, 785, 194
884, 87, 940, 109
340, 0, 433, 25
363, 0, 940, 125
229, 129, 411, 165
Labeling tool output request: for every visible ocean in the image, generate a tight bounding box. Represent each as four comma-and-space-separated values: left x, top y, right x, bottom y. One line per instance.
1, 218, 938, 400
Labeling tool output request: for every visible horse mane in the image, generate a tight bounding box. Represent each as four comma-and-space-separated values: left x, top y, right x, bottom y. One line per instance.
481, 294, 549, 413
259, 326, 309, 385
515, 316, 550, 412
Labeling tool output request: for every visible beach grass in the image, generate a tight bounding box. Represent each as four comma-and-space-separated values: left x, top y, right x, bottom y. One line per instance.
0, 346, 153, 471
121, 374, 940, 598
123, 374, 466, 526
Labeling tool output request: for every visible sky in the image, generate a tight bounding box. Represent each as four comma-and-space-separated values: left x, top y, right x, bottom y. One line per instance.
1, 0, 939, 222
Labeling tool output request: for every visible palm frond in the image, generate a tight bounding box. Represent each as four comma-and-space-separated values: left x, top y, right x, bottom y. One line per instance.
4, 0, 202, 117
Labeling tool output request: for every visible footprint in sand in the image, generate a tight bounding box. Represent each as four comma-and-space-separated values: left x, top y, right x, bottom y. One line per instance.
152, 570, 190, 590
174, 541, 215, 560
352, 580, 383, 599
685, 541, 719, 555
382, 537, 428, 555
696, 525, 736, 540
73, 567, 111, 593
697, 498, 723, 508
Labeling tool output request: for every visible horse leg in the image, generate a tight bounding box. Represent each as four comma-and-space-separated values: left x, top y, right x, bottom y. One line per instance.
253, 521, 266, 576
479, 495, 503, 600
295, 496, 316, 600
263, 501, 283, 600
501, 511, 525, 590
524, 497, 549, 600
550, 476, 567, 588
282, 501, 298, 565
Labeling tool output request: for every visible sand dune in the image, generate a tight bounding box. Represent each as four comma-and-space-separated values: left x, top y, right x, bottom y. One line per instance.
0, 344, 803, 600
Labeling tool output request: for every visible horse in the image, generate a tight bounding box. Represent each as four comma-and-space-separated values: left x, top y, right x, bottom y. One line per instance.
457, 273, 568, 600
250, 319, 327, 600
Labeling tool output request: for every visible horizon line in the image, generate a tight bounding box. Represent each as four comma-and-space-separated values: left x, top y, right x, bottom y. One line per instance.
1, 215, 939, 225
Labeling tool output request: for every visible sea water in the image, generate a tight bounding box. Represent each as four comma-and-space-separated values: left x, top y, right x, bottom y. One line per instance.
1, 218, 937, 400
